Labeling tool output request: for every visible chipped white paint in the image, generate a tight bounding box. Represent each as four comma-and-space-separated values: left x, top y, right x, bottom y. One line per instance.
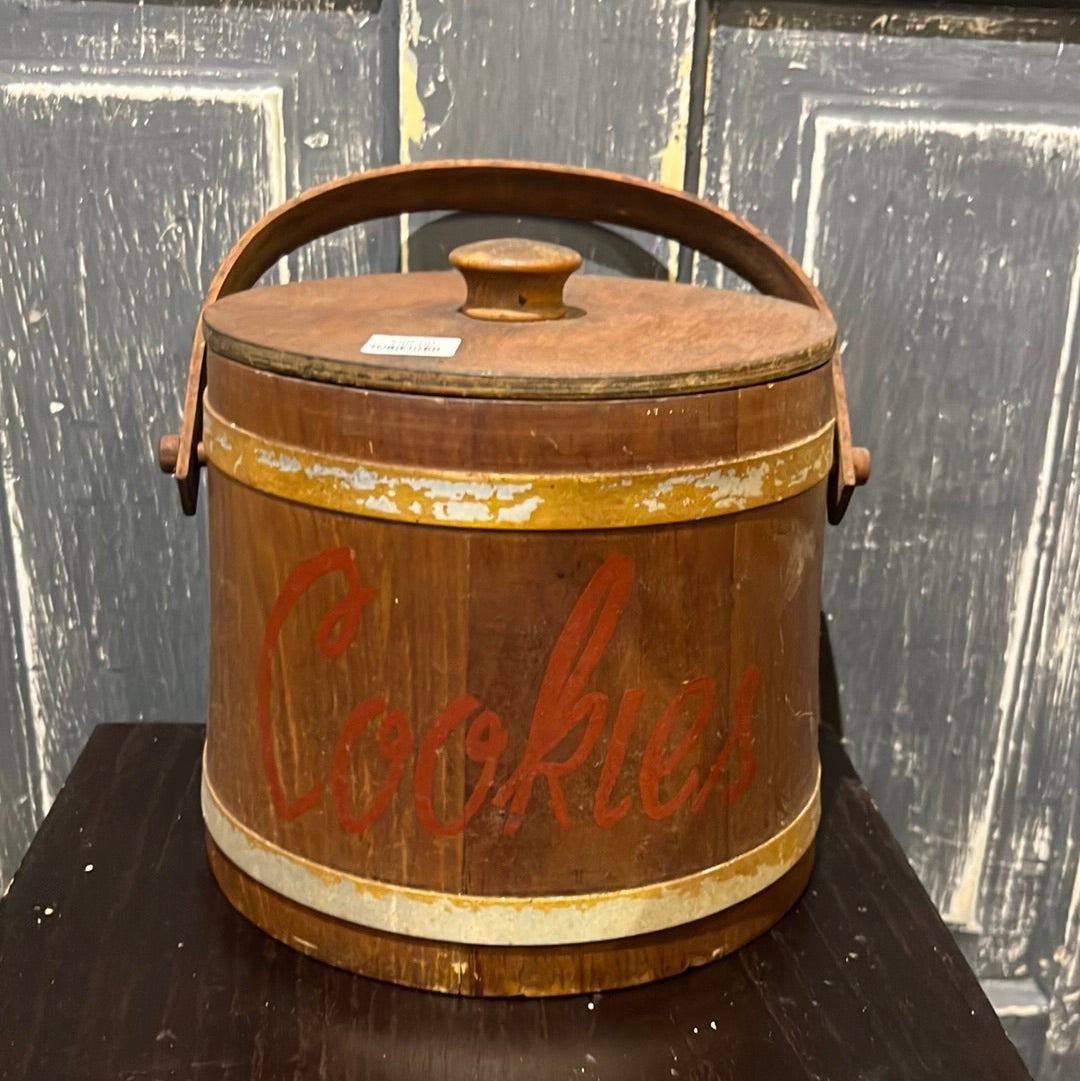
245, 436, 537, 525
203, 401, 834, 530
645, 460, 768, 508
255, 449, 301, 474
398, 0, 425, 271
202, 767, 820, 946
495, 495, 543, 525
946, 246, 1080, 931
0, 72, 289, 269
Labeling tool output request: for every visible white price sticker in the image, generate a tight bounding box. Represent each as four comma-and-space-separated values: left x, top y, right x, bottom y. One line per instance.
361, 334, 461, 359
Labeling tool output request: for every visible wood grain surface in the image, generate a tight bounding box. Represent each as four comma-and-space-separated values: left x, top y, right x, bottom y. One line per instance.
200, 334, 830, 990
0, 722, 1032, 1080
202, 273, 835, 397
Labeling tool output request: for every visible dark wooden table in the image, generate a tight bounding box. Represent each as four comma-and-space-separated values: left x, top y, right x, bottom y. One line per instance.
1, 723, 1032, 1080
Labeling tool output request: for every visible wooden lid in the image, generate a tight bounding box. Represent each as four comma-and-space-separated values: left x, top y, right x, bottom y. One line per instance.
203, 242, 836, 400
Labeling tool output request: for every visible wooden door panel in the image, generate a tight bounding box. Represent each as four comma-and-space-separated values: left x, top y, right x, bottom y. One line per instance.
701, 27, 1080, 983
0, 0, 395, 887
402, 0, 696, 274
0, 68, 289, 807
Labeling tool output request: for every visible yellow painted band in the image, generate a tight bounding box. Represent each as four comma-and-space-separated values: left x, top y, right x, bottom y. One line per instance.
203, 397, 834, 530
201, 765, 820, 946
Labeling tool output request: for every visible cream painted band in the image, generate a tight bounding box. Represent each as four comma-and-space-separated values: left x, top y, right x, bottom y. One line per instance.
202, 397, 834, 530
201, 766, 820, 946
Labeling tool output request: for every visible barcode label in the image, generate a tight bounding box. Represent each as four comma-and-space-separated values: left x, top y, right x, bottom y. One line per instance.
361, 334, 461, 358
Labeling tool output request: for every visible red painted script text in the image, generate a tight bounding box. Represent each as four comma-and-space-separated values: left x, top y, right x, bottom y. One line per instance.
257, 550, 759, 836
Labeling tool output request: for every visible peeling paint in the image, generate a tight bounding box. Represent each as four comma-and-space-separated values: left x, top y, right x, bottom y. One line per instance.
202, 769, 820, 946
946, 246, 1080, 932
203, 404, 834, 531
399, 47, 427, 157
653, 30, 695, 276
496, 496, 544, 525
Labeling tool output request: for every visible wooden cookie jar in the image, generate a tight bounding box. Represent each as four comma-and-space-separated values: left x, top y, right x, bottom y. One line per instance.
157, 161, 869, 996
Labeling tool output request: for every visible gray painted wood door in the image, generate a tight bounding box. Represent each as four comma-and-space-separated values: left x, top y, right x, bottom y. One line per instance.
700, 18, 1080, 1076
0, 0, 399, 881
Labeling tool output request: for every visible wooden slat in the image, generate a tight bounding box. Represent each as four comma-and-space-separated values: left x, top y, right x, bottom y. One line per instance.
402, 0, 693, 181
401, 0, 696, 273
0, 482, 37, 888
1041, 863, 1080, 1079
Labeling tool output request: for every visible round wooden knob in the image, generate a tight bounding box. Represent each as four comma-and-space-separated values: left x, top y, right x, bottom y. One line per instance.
852, 446, 871, 485
158, 433, 180, 474
156, 433, 205, 474
449, 238, 582, 322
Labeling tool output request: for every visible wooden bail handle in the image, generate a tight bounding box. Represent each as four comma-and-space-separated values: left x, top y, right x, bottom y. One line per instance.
159, 159, 869, 519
